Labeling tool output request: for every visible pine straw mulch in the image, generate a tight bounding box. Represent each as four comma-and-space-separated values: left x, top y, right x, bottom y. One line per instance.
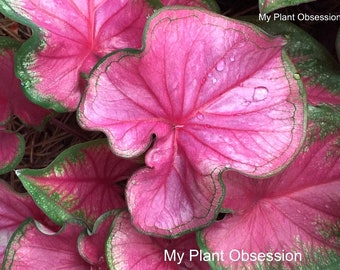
5, 114, 105, 192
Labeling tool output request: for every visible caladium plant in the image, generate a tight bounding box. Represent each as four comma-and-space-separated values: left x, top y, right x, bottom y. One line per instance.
0, 1, 339, 269
0, 37, 50, 174
78, 7, 306, 237
0, 0, 219, 112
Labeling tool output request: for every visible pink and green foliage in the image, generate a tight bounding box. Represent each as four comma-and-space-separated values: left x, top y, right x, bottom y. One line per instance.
0, 37, 50, 126
198, 125, 340, 269
78, 7, 306, 236
259, 0, 313, 13
0, 180, 48, 262
0, 0, 218, 112
0, 1, 339, 269
15, 139, 141, 228
3, 218, 89, 269
106, 210, 210, 269
0, 37, 50, 174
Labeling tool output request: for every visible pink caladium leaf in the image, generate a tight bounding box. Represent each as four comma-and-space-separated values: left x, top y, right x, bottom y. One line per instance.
2, 218, 89, 269
0, 0, 218, 112
106, 210, 211, 269
15, 139, 141, 228
0, 37, 51, 126
0, 180, 48, 262
0, 129, 24, 174
78, 7, 306, 236
78, 211, 117, 269
198, 131, 340, 269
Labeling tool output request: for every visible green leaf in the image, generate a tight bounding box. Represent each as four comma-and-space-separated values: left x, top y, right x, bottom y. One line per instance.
308, 104, 340, 139
259, 0, 314, 13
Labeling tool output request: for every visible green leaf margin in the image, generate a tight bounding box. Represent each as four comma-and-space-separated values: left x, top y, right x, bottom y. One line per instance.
146, 0, 220, 13
0, 37, 20, 125
259, 0, 314, 14
77, 210, 119, 266
2, 217, 85, 269
0, 2, 74, 112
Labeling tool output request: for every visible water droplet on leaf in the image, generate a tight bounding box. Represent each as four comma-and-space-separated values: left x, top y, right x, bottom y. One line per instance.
252, 86, 268, 101
293, 73, 301, 80
212, 77, 217, 84
216, 60, 225, 72
229, 55, 235, 62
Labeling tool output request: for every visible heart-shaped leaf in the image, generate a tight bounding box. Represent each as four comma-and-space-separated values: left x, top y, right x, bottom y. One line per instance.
0, 129, 24, 174
0, 37, 51, 126
0, 180, 47, 262
78, 211, 117, 269
259, 0, 313, 13
15, 139, 141, 228
79, 7, 306, 236
0, 0, 218, 112
106, 210, 211, 269
198, 130, 340, 269
2, 218, 88, 269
